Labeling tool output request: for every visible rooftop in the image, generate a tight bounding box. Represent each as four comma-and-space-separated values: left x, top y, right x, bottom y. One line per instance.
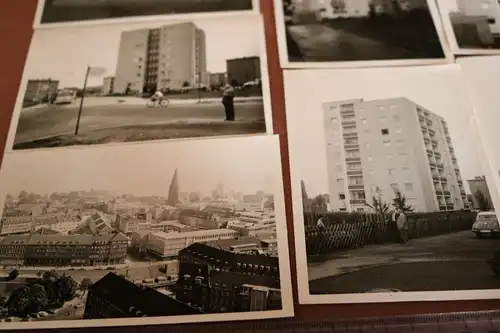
89, 273, 202, 317
151, 228, 238, 240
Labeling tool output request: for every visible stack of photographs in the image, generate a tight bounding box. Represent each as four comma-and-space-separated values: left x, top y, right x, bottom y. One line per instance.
0, 0, 293, 329
272, 0, 500, 306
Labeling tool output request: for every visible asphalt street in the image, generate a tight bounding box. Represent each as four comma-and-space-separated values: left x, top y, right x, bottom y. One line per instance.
13, 101, 265, 149
308, 231, 500, 294
287, 24, 415, 62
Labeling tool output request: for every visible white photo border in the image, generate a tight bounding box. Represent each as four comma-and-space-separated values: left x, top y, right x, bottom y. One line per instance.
33, 0, 260, 29
273, 0, 454, 69
4, 13, 274, 155
283, 67, 500, 304
0, 134, 294, 330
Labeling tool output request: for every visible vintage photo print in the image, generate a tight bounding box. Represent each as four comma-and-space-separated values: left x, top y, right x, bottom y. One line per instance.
284, 64, 500, 304
273, 0, 451, 68
436, 0, 500, 55
458, 56, 500, 206
0, 135, 293, 329
34, 0, 258, 29
6, 14, 271, 153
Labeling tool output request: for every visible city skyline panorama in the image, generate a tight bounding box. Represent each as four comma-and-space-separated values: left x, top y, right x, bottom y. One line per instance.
0, 136, 279, 201
24, 14, 262, 88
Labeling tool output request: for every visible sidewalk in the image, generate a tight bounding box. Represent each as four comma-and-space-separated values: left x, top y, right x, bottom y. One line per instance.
307, 230, 484, 281
23, 96, 263, 111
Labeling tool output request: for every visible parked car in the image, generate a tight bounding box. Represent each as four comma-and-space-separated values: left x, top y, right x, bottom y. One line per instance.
54, 91, 76, 104
472, 211, 500, 238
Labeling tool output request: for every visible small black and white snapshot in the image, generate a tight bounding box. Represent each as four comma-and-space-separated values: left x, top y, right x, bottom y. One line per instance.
274, 0, 449, 68
284, 65, 500, 304
36, 0, 256, 27
436, 0, 500, 54
7, 14, 270, 152
0, 135, 293, 329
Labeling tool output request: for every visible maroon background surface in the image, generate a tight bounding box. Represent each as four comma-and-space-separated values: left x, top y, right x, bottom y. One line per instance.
0, 0, 500, 328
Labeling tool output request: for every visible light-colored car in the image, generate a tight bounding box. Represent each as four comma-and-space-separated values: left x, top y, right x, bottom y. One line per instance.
472, 211, 500, 238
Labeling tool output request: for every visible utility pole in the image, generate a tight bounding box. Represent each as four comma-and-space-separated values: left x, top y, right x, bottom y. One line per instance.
75, 66, 90, 136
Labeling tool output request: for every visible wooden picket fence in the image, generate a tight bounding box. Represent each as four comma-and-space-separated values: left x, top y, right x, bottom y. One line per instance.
304, 211, 478, 256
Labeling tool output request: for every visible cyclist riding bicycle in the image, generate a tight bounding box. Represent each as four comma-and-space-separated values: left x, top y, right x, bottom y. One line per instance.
150, 90, 164, 104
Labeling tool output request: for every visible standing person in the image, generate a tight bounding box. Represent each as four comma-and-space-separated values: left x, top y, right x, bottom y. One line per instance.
396, 209, 409, 244
316, 216, 326, 229
221, 81, 236, 121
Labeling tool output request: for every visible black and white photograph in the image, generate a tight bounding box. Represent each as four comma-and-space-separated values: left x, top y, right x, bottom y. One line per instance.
0, 135, 293, 329
436, 0, 500, 54
458, 56, 500, 207
7, 14, 270, 152
284, 64, 500, 304
35, 0, 257, 28
273, 0, 450, 68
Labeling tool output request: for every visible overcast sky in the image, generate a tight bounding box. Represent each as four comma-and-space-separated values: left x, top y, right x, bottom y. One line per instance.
25, 14, 261, 88
285, 64, 485, 197
0, 136, 279, 198
458, 56, 500, 198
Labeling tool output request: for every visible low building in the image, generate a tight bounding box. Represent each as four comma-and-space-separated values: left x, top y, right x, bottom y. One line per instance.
0, 214, 63, 235
84, 273, 203, 319
209, 72, 226, 87
102, 76, 115, 95
24, 79, 59, 104
226, 57, 261, 86
226, 221, 276, 237
0, 232, 129, 266
146, 229, 239, 259
467, 176, 494, 210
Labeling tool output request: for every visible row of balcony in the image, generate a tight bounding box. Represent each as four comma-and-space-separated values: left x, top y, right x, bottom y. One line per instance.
435, 190, 451, 196
439, 204, 455, 211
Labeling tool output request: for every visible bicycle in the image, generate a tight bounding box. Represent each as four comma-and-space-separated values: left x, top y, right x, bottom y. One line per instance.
147, 98, 170, 108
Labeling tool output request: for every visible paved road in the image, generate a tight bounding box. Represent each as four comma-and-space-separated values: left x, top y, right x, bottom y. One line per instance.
308, 231, 500, 294
13, 102, 265, 150
287, 24, 415, 62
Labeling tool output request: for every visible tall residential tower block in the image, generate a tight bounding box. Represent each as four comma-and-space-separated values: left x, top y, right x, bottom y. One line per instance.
113, 22, 207, 94
323, 97, 468, 213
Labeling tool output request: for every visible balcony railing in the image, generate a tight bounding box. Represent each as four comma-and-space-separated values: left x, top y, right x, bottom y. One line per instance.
460, 191, 467, 197
341, 120, 356, 126
346, 170, 363, 176
446, 204, 454, 210
436, 190, 443, 196
439, 205, 447, 211
426, 149, 434, 155
440, 177, 447, 182
348, 184, 365, 190
345, 156, 361, 162
443, 191, 451, 196
350, 199, 366, 205
344, 143, 360, 149
342, 132, 358, 138
429, 162, 437, 168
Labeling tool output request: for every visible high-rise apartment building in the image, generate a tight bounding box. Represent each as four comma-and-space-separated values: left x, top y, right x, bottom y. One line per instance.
323, 97, 468, 213
456, 0, 500, 36
113, 22, 207, 94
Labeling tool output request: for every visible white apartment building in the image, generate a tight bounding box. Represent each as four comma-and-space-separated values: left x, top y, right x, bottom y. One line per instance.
456, 0, 500, 36
113, 22, 207, 94
323, 97, 468, 213
146, 228, 239, 258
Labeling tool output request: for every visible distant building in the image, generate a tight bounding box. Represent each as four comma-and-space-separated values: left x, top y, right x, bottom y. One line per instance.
102, 76, 115, 95
146, 229, 239, 259
176, 243, 281, 312
467, 176, 494, 211
317, 0, 370, 18
226, 57, 261, 86
0, 232, 128, 266
209, 72, 226, 87
84, 273, 202, 319
113, 22, 207, 94
24, 79, 59, 104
